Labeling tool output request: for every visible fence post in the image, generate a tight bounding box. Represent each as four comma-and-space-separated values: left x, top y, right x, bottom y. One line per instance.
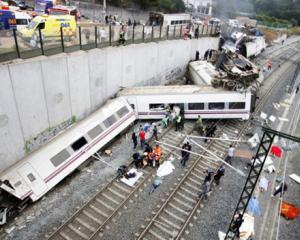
142, 25, 145, 42
38, 28, 44, 55
201, 25, 205, 35
210, 23, 213, 35
206, 25, 209, 35
180, 25, 182, 38
12, 29, 20, 58
60, 27, 65, 52
173, 25, 176, 38
95, 26, 98, 48
166, 25, 169, 39
79, 26, 82, 49
109, 24, 112, 46
151, 26, 154, 41
132, 25, 135, 43
159, 25, 162, 40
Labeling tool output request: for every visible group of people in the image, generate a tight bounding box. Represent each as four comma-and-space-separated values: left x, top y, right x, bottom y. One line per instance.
132, 143, 163, 168
196, 115, 217, 142
162, 105, 185, 131
198, 165, 226, 199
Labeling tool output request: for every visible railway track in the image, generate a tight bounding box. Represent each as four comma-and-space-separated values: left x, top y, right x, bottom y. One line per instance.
48, 122, 196, 240
47, 43, 300, 240
134, 50, 300, 240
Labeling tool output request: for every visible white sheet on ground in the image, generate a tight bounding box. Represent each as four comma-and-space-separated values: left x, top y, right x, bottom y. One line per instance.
289, 173, 300, 184
239, 213, 255, 239
218, 214, 255, 240
120, 168, 143, 187
157, 161, 175, 177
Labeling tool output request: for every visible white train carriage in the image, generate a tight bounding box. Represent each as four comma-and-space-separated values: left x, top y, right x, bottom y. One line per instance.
0, 98, 135, 207
118, 85, 254, 120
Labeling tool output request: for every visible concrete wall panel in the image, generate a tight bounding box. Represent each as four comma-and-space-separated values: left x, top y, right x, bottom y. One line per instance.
67, 51, 91, 119
88, 49, 107, 111
0, 66, 25, 170
106, 47, 123, 97
9, 60, 49, 140
122, 45, 136, 87
41, 55, 72, 127
143, 43, 159, 86
134, 44, 148, 86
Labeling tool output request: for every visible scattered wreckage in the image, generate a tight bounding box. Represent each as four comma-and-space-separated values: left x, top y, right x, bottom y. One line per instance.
189, 49, 260, 91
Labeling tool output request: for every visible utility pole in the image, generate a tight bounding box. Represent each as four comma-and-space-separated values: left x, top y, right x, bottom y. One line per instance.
103, 0, 106, 16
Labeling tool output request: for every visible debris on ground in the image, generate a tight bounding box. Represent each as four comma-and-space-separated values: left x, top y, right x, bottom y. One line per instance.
105, 149, 112, 156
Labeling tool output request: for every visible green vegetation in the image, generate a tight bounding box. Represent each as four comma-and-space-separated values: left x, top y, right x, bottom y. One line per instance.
256, 14, 291, 28
252, 0, 300, 26
97, 0, 185, 13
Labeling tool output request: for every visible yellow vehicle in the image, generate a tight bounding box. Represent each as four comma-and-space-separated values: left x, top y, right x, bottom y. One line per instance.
19, 14, 76, 40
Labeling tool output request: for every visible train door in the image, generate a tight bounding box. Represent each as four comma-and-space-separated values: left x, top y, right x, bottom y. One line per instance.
126, 97, 138, 116
17, 163, 48, 198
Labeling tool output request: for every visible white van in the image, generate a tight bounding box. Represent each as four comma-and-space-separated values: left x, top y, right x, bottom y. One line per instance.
14, 11, 31, 30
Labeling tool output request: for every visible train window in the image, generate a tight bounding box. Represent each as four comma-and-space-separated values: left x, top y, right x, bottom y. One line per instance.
71, 137, 88, 151
50, 149, 71, 167
149, 104, 165, 111
208, 102, 225, 110
229, 102, 246, 109
117, 106, 129, 118
88, 125, 103, 140
188, 103, 204, 110
27, 173, 36, 182
171, 21, 175, 25
103, 115, 117, 128
14, 181, 22, 188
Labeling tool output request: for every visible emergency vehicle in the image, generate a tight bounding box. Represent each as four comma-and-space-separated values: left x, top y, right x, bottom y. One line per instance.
19, 14, 76, 40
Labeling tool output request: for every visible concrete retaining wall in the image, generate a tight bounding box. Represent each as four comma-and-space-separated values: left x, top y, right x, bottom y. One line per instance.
0, 37, 219, 172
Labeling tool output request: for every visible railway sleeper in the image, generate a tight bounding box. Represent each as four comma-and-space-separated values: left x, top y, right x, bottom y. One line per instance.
67, 223, 90, 240
184, 181, 200, 192
148, 228, 168, 240
186, 176, 200, 186
89, 204, 109, 218
168, 202, 190, 216
95, 197, 115, 211
179, 186, 198, 198
112, 181, 131, 194
59, 230, 79, 240
154, 222, 179, 237
82, 209, 103, 224
163, 209, 186, 223
176, 191, 196, 204
158, 215, 181, 230
102, 192, 121, 205
75, 216, 97, 232
173, 196, 194, 210
107, 186, 127, 199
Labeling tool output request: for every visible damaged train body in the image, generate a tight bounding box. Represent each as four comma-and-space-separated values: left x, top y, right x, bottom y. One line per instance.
189, 49, 260, 90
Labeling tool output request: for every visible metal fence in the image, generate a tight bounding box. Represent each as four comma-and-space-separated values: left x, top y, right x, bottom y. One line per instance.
0, 24, 219, 63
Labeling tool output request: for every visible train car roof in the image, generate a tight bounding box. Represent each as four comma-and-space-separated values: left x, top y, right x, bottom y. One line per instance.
117, 85, 248, 96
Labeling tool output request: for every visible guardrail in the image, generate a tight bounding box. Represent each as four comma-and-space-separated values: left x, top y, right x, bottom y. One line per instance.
0, 24, 219, 63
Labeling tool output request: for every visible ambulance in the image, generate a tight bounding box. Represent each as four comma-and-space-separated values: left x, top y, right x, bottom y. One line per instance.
19, 14, 76, 40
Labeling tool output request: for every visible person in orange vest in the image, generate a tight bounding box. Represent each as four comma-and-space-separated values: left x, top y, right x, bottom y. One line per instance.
154, 144, 163, 167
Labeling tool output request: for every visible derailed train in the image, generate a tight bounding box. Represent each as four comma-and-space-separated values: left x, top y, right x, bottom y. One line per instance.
0, 85, 256, 224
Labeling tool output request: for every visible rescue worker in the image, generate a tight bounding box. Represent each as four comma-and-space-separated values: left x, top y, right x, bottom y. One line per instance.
213, 165, 225, 185
162, 115, 169, 128
175, 114, 182, 131
196, 115, 204, 135
154, 144, 162, 167
118, 24, 126, 45
152, 125, 158, 141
